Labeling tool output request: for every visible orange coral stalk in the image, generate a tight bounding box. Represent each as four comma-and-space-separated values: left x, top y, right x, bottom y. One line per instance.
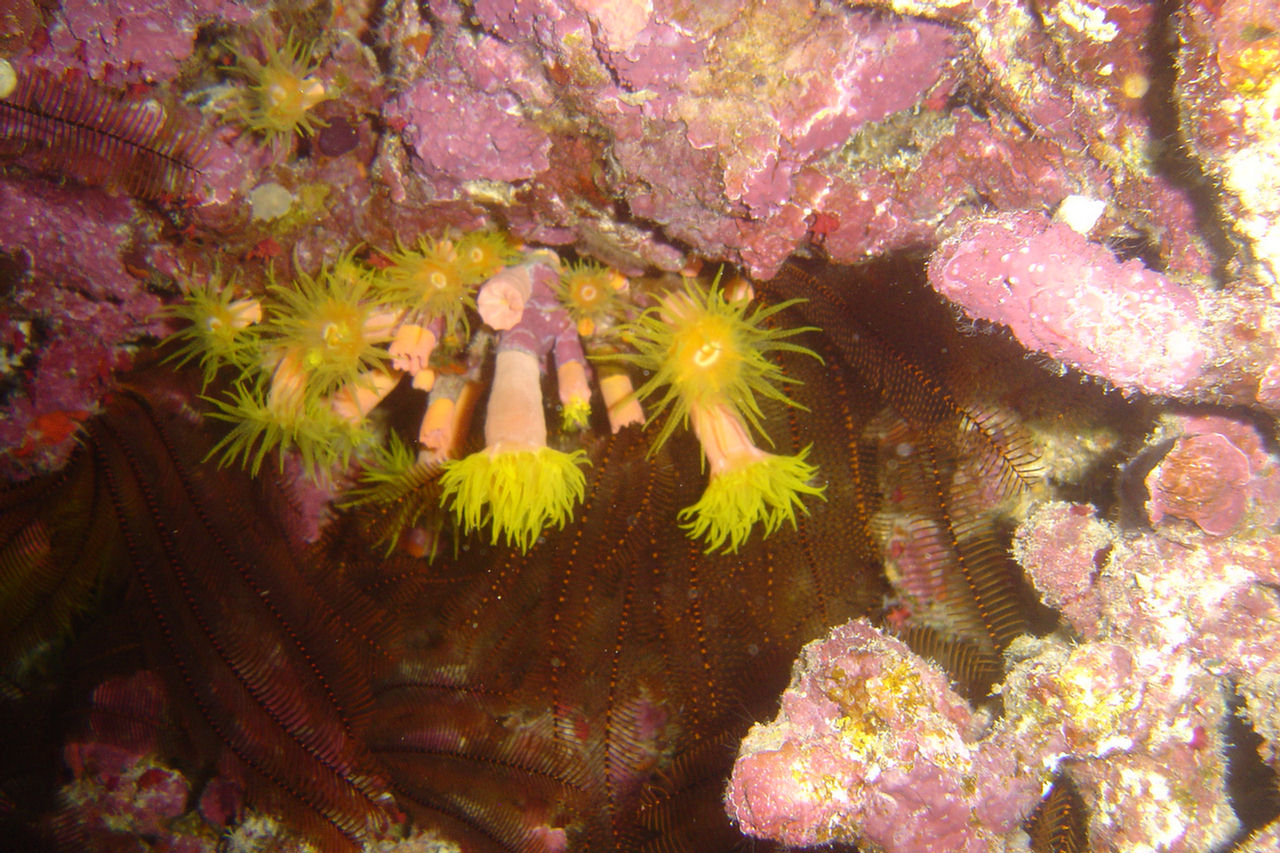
689, 401, 769, 475
598, 371, 645, 433
267, 347, 310, 417
330, 369, 400, 424
417, 378, 481, 463
389, 322, 437, 375
485, 349, 546, 449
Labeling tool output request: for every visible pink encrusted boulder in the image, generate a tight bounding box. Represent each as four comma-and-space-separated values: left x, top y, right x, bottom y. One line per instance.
1146, 413, 1280, 536
1009, 502, 1110, 638
731, 499, 1262, 852
24, 0, 252, 83
0, 178, 175, 478
928, 211, 1208, 396
725, 619, 1041, 853
53, 741, 212, 851
385, 29, 554, 195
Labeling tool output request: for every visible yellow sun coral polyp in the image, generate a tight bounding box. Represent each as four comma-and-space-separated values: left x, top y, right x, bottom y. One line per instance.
439, 445, 589, 552
163, 269, 262, 386
265, 269, 394, 398
617, 277, 819, 454
453, 229, 520, 283
613, 276, 825, 552
680, 401, 823, 552
555, 259, 627, 336
232, 32, 331, 142
381, 236, 473, 339
667, 309, 741, 397
207, 378, 372, 477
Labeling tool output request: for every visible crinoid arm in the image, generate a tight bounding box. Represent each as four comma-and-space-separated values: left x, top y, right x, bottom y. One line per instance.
678, 446, 824, 553
439, 445, 589, 552
344, 435, 448, 555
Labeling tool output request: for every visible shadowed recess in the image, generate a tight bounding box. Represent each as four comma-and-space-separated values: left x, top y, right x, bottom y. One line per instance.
0, 438, 122, 695
90, 390, 401, 848
0, 380, 403, 850
361, 263, 1039, 851
0, 261, 1062, 851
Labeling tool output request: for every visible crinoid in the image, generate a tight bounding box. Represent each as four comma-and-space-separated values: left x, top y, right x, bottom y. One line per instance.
0, 369, 401, 851
0, 65, 208, 201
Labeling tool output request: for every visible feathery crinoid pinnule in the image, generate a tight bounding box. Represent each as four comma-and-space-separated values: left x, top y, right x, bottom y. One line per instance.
0, 65, 208, 201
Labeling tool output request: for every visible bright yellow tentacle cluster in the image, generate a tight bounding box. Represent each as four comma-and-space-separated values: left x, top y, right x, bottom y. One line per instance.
614, 278, 818, 455
677, 447, 823, 553
168, 246, 821, 557
230, 31, 332, 142
164, 231, 517, 479
610, 276, 825, 552
439, 446, 589, 552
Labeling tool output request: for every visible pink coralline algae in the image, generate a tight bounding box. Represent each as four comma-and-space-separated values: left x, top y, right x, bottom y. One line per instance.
52, 741, 214, 852
21, 0, 252, 83
1145, 414, 1280, 537
379, 0, 957, 276
385, 29, 554, 195
1148, 432, 1251, 536
925, 208, 1280, 410
0, 178, 175, 479
1015, 503, 1280, 847
601, 5, 956, 275
366, 0, 1280, 297
927, 210, 1208, 397
1178, 0, 1280, 287
728, 496, 1277, 851
726, 619, 1042, 852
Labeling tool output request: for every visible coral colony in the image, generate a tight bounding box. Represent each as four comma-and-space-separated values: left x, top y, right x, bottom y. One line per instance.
2, 0, 1280, 852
